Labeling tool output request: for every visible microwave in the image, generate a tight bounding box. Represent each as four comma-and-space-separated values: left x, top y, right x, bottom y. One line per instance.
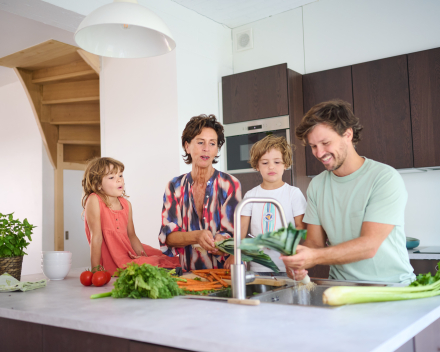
224, 115, 290, 174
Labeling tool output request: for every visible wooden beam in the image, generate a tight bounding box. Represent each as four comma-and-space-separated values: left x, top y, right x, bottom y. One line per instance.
62, 162, 87, 171
54, 143, 64, 251
50, 121, 100, 125
64, 145, 100, 164
14, 68, 57, 168
42, 97, 100, 105
0, 40, 80, 70
32, 70, 97, 84
77, 49, 100, 76
58, 140, 100, 146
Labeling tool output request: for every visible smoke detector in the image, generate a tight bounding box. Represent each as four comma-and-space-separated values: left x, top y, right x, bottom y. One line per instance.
235, 28, 253, 52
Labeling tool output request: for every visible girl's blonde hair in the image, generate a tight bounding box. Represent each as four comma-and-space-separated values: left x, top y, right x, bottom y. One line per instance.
249, 135, 293, 170
81, 157, 128, 209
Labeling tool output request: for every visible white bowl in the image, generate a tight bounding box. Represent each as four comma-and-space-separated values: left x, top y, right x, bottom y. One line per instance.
41, 258, 72, 263
41, 260, 72, 266
41, 251, 72, 260
41, 263, 71, 280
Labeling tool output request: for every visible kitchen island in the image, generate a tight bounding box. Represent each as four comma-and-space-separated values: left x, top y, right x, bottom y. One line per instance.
1, 268, 439, 352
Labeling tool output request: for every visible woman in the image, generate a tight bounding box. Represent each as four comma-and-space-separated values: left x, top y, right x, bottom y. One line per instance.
158, 114, 242, 271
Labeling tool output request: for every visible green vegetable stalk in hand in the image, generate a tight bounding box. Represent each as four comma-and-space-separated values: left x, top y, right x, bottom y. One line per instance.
91, 263, 184, 299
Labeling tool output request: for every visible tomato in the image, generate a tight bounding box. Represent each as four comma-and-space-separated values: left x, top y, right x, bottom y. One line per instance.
80, 270, 93, 286
104, 271, 112, 284
92, 271, 108, 287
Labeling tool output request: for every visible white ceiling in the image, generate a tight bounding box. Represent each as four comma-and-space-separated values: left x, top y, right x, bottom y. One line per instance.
170, 0, 317, 28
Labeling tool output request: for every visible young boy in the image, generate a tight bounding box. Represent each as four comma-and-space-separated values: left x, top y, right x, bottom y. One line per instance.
240, 135, 307, 273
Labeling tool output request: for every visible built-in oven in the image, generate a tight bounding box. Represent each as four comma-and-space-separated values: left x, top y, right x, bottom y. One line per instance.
224, 115, 290, 174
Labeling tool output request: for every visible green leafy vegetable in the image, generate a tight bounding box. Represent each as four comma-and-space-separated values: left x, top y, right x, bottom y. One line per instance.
215, 238, 280, 273
0, 212, 35, 258
91, 263, 183, 299
240, 223, 307, 256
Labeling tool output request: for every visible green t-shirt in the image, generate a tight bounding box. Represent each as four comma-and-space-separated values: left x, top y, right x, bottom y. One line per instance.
304, 158, 415, 284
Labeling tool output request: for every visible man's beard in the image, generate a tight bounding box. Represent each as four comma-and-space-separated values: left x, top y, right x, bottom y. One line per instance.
321, 145, 348, 172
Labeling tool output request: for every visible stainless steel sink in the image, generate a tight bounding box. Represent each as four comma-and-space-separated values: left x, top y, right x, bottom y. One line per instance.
209, 278, 388, 308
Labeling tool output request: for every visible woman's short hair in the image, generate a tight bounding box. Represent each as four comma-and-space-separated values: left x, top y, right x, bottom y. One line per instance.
81, 157, 128, 210
295, 99, 363, 145
249, 135, 293, 170
181, 114, 225, 164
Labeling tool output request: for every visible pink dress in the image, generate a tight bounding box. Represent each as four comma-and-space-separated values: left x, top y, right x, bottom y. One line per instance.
85, 194, 180, 275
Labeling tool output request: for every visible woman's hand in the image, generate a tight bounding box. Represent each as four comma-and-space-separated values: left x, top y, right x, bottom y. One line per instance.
208, 234, 228, 256
286, 268, 308, 281
224, 255, 234, 269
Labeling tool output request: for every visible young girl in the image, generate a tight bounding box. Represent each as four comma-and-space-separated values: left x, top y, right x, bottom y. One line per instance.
237, 135, 307, 273
82, 157, 180, 275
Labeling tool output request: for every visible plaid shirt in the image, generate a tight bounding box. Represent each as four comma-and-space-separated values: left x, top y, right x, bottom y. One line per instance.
159, 169, 242, 271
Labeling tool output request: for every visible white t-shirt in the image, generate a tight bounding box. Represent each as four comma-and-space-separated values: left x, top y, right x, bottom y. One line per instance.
241, 183, 307, 272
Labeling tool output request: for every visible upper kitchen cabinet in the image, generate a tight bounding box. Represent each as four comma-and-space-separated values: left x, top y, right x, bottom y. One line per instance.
302, 66, 353, 176
222, 63, 289, 124
352, 55, 413, 169
408, 47, 440, 168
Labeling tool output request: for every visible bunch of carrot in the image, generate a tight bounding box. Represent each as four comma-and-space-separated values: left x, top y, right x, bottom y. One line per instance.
178, 269, 231, 292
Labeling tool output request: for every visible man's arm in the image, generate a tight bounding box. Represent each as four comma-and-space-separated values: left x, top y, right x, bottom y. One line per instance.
282, 222, 394, 270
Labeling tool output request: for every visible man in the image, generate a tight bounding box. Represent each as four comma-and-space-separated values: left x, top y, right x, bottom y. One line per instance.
282, 100, 415, 284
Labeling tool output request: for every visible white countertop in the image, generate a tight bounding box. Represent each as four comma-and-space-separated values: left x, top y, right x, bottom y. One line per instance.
1, 268, 440, 352
408, 247, 440, 260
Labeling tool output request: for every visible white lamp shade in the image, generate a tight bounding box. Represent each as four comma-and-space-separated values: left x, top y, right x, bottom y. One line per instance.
74, 1, 176, 58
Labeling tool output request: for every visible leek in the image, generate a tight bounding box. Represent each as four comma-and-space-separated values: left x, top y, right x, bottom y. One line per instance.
323, 262, 440, 306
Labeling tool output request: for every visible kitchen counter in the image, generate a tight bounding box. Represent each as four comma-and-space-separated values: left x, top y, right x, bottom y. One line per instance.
408, 247, 440, 260
1, 268, 440, 352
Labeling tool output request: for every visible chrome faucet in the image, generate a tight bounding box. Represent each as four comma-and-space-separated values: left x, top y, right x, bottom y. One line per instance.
231, 197, 288, 299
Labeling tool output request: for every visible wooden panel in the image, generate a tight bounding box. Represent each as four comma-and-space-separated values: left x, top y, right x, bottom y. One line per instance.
408, 47, 440, 167
0, 39, 80, 70
43, 324, 129, 352
222, 64, 289, 124
231, 170, 292, 196
55, 143, 64, 251
352, 55, 413, 169
51, 103, 100, 124
308, 265, 330, 279
43, 96, 100, 105
14, 68, 57, 168
287, 68, 309, 196
0, 317, 43, 352
59, 125, 100, 143
303, 66, 353, 176
77, 49, 100, 75
43, 79, 99, 102
64, 144, 100, 163
32, 59, 98, 84
414, 317, 440, 352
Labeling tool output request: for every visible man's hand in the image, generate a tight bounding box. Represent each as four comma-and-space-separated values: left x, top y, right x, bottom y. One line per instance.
195, 230, 217, 252
280, 245, 317, 270
286, 268, 308, 281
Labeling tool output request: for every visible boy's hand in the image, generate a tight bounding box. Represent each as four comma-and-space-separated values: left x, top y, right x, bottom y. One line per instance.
224, 255, 234, 269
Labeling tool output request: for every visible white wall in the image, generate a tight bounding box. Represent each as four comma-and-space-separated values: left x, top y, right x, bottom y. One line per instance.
100, 51, 180, 248
231, 0, 440, 246
0, 81, 43, 275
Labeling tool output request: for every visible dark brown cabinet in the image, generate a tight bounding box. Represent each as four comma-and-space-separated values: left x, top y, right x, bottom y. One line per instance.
408, 47, 440, 168
222, 64, 289, 124
352, 55, 413, 169
302, 66, 354, 176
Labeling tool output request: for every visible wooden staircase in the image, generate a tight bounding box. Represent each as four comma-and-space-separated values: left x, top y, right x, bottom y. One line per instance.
0, 40, 101, 250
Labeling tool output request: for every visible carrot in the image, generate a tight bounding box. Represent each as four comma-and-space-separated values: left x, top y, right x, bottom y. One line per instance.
183, 285, 223, 292
194, 272, 214, 282
193, 269, 230, 274
218, 275, 231, 280
210, 272, 229, 288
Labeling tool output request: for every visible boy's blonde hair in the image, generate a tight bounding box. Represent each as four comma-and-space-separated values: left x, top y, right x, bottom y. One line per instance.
81, 157, 128, 209
249, 135, 293, 170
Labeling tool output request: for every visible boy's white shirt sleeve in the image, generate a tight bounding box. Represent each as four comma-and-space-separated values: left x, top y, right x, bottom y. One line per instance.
291, 187, 307, 218
240, 188, 255, 216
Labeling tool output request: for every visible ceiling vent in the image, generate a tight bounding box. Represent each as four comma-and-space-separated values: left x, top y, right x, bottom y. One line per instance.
235, 28, 253, 52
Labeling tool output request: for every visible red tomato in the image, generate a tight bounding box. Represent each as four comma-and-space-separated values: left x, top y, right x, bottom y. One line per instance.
92, 271, 108, 287
80, 270, 93, 286
104, 271, 112, 284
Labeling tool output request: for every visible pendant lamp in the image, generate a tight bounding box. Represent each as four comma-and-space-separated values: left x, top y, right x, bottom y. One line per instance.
74, 0, 176, 58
